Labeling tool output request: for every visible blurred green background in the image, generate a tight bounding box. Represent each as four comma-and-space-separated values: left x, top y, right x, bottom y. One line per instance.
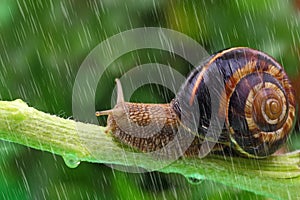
0, 0, 300, 199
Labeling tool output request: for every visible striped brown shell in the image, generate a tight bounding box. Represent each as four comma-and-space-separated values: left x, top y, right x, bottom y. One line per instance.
173, 47, 296, 157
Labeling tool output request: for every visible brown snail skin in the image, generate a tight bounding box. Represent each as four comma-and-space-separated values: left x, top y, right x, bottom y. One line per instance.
96, 47, 296, 158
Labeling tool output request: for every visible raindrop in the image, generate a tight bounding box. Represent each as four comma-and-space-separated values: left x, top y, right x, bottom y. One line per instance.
63, 154, 81, 168
186, 176, 205, 185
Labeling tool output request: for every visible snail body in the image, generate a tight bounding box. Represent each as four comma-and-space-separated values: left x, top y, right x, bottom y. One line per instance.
96, 47, 296, 158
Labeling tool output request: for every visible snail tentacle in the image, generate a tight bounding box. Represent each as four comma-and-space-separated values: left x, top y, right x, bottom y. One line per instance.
95, 79, 125, 117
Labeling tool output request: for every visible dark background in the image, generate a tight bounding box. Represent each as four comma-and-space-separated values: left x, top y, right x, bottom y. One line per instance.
0, 0, 299, 199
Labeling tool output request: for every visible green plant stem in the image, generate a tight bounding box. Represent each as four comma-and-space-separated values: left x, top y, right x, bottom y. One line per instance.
0, 99, 299, 199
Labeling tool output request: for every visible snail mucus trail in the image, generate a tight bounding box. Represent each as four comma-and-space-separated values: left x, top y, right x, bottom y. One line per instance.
96, 47, 296, 158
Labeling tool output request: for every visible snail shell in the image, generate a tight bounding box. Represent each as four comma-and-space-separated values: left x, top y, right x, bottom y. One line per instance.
96, 47, 296, 158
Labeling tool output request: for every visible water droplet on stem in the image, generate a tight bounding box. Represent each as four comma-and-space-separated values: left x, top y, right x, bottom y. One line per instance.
63, 154, 81, 168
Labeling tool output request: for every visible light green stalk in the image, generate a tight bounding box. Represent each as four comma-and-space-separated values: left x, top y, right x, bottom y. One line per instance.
0, 99, 299, 199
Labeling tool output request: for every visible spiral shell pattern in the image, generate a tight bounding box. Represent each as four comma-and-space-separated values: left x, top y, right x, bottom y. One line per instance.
175, 47, 296, 157
223, 48, 295, 157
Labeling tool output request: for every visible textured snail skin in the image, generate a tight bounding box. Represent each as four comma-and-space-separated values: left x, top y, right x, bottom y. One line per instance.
96, 47, 296, 158
106, 102, 179, 152
95, 80, 183, 154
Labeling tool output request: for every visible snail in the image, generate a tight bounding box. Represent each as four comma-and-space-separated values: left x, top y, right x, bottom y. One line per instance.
96, 47, 296, 158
